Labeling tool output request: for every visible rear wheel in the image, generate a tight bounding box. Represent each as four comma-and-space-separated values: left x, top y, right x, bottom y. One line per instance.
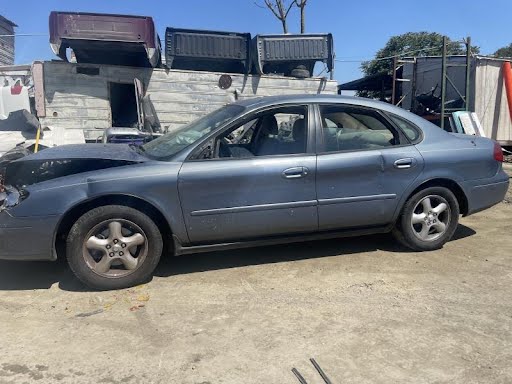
66, 205, 163, 290
393, 187, 460, 251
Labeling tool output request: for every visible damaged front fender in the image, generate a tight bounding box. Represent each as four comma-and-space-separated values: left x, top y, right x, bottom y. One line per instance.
4, 158, 139, 189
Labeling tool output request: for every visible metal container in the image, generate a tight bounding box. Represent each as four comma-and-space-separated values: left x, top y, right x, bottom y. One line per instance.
49, 11, 161, 67
165, 28, 251, 74
252, 33, 334, 78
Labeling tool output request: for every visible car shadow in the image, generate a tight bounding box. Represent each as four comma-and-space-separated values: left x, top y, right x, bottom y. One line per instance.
0, 225, 477, 292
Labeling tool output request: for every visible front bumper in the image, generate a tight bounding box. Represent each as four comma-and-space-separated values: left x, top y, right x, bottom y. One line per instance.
0, 212, 60, 261
462, 170, 510, 216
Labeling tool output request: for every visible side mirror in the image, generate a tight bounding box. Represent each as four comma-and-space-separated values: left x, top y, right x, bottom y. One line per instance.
194, 139, 214, 160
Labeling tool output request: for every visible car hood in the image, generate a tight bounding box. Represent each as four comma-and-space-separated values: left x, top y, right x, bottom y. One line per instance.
19, 143, 148, 162
4, 144, 149, 188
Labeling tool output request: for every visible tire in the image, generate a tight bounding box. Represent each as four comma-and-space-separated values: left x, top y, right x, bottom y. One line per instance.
290, 65, 311, 79
392, 186, 460, 251
66, 205, 163, 290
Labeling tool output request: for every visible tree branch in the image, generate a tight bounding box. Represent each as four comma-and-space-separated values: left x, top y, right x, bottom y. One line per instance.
284, 1, 295, 18
263, 0, 282, 20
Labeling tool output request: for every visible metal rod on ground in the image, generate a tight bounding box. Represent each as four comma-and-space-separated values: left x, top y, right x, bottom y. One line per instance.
310, 358, 333, 384
465, 36, 472, 111
440, 36, 448, 130
291, 368, 309, 384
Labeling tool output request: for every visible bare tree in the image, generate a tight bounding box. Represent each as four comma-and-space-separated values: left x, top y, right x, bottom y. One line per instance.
255, 0, 295, 33
294, 0, 308, 33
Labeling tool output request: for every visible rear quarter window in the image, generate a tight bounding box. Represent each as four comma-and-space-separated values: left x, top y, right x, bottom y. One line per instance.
388, 114, 422, 144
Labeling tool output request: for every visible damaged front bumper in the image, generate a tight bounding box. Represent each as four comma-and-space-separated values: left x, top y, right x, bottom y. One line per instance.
0, 186, 58, 261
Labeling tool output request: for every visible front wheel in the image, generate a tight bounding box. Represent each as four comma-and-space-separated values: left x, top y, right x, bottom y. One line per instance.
66, 205, 163, 290
393, 187, 460, 251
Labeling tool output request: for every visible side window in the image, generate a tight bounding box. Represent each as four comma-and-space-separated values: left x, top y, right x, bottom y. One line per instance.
215, 106, 308, 158
319, 105, 400, 152
388, 113, 422, 143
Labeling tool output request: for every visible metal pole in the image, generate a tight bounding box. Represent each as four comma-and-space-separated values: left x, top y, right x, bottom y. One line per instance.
391, 56, 398, 104
411, 57, 418, 112
465, 36, 471, 111
440, 36, 447, 129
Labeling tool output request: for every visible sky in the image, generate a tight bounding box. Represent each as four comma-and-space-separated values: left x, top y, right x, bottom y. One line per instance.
2, 0, 512, 84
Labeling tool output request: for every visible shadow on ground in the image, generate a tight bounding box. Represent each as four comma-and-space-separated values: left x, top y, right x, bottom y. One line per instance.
0, 225, 476, 292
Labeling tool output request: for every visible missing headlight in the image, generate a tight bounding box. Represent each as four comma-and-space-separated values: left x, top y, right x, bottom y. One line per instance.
0, 185, 28, 211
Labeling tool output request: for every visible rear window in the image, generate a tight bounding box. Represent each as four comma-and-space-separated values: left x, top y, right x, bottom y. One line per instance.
388, 114, 422, 143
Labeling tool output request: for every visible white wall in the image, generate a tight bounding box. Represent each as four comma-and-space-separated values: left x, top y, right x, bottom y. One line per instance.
39, 61, 337, 143
474, 58, 512, 143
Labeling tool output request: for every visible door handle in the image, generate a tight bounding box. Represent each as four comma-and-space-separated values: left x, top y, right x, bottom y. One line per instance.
394, 158, 414, 169
282, 167, 309, 179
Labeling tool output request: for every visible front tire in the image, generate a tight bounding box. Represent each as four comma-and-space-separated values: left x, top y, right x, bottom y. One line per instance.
393, 187, 460, 251
66, 205, 163, 290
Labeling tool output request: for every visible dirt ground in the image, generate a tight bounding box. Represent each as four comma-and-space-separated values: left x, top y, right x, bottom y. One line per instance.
0, 181, 511, 384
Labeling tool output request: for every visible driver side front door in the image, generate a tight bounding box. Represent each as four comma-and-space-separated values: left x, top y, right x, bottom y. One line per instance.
177, 104, 318, 244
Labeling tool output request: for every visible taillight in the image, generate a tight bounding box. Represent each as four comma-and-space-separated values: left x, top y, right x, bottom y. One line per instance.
493, 142, 504, 162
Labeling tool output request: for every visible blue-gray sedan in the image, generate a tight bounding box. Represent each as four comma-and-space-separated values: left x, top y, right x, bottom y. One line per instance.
0, 95, 509, 289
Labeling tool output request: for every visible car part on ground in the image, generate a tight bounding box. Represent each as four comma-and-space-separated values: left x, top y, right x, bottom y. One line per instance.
165, 28, 251, 74
66, 205, 163, 290
253, 34, 334, 78
49, 12, 161, 68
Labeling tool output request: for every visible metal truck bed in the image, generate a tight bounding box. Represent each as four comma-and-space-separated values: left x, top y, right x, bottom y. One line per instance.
49, 11, 161, 68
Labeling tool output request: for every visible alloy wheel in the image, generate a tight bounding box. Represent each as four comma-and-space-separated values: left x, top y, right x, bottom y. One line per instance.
410, 195, 451, 242
82, 219, 148, 278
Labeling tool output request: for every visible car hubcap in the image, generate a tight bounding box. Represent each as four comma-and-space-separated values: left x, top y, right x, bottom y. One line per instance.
410, 195, 451, 242
83, 219, 148, 278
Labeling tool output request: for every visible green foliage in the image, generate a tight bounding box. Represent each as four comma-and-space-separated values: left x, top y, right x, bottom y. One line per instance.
494, 43, 512, 58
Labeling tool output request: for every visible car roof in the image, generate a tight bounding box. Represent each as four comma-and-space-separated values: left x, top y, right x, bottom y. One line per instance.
232, 94, 435, 129
234, 94, 400, 113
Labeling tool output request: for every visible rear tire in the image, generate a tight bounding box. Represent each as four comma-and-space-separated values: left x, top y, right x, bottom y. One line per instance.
66, 205, 163, 290
393, 187, 459, 251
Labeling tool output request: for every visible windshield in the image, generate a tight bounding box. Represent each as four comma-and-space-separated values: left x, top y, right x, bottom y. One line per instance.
141, 105, 245, 160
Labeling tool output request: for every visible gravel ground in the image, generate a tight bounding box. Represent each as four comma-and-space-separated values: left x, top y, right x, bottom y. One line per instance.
0, 181, 511, 384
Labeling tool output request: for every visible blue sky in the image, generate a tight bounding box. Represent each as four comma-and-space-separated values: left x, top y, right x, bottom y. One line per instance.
2, 0, 512, 84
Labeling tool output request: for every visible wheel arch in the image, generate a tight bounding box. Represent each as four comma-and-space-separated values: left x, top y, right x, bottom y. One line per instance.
54, 194, 174, 259
403, 178, 469, 217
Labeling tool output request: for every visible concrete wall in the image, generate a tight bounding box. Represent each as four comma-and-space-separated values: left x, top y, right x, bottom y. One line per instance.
39, 61, 337, 143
